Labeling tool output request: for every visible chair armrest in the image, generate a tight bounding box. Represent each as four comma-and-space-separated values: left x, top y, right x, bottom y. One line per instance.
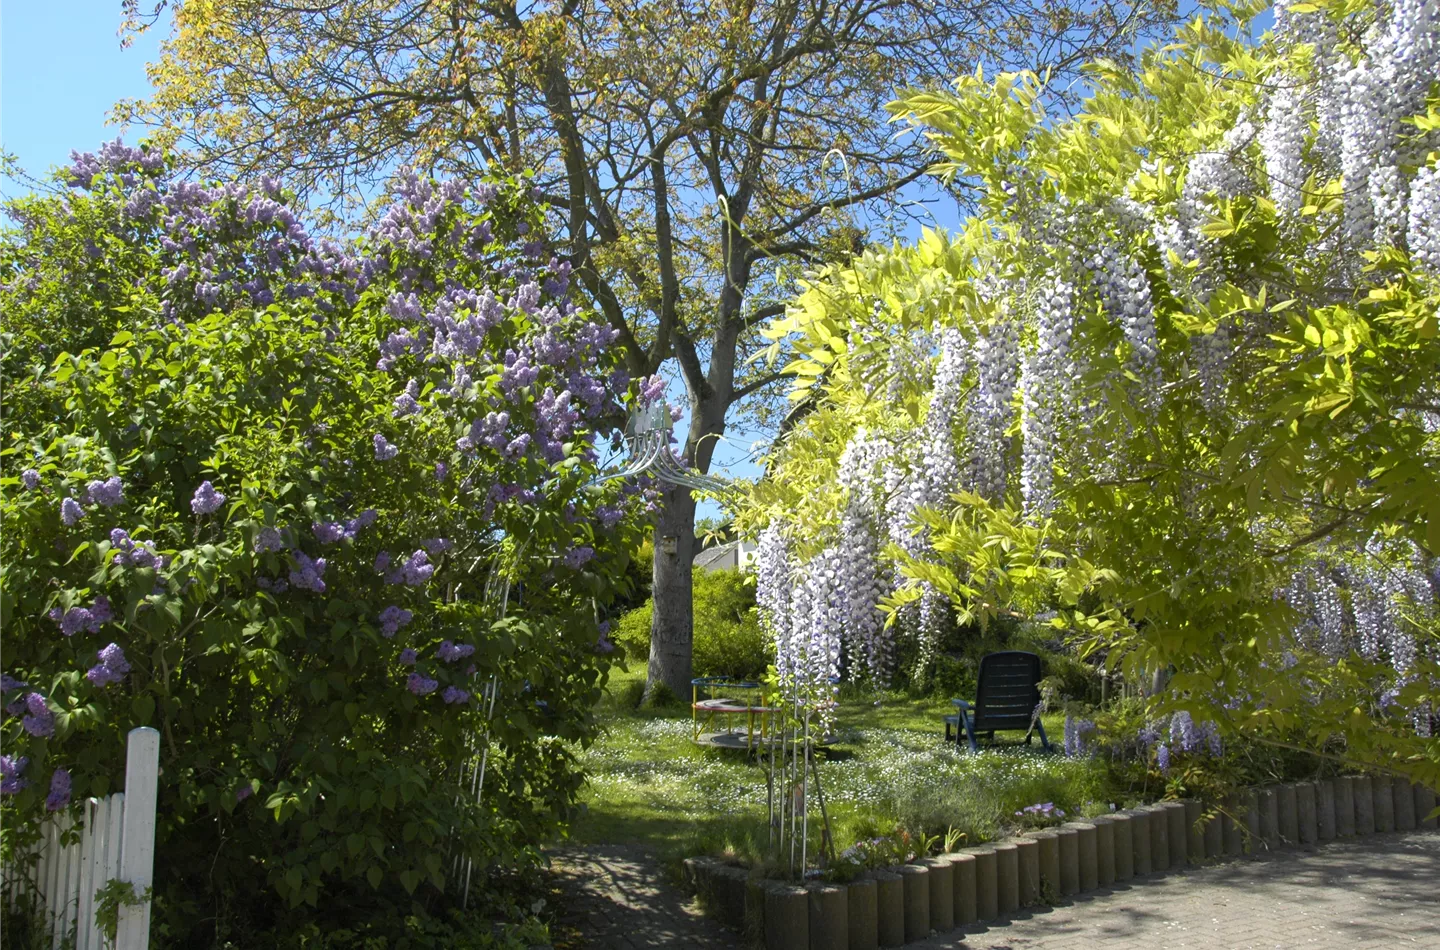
952, 698, 972, 711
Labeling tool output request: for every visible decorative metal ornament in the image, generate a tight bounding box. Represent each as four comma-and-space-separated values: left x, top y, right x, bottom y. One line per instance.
595, 400, 736, 496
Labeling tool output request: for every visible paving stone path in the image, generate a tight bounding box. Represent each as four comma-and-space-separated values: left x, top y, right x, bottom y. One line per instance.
550, 831, 1440, 949
916, 830, 1440, 950
545, 844, 737, 950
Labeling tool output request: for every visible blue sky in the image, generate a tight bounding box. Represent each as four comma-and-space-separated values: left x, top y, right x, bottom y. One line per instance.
1, 2, 163, 191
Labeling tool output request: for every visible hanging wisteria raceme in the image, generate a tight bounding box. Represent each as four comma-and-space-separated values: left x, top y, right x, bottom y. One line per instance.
1090, 246, 1161, 395
770, 547, 845, 734
837, 431, 894, 683
1284, 563, 1346, 658
1020, 277, 1074, 517
1410, 165, 1440, 277
1258, 78, 1307, 217
1334, 0, 1440, 250
967, 313, 1019, 500
755, 523, 793, 644
921, 329, 967, 506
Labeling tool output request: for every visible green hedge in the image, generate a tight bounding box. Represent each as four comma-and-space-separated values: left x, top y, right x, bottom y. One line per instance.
617, 568, 770, 680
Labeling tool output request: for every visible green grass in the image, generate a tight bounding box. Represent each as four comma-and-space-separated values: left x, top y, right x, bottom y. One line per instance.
571, 666, 1122, 866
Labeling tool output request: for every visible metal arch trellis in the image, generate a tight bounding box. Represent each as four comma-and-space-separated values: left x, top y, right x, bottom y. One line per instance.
591, 400, 739, 497
454, 405, 739, 906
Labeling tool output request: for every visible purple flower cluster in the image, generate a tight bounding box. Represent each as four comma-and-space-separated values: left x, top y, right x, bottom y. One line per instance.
255, 526, 286, 553
66, 140, 165, 188
60, 497, 85, 526
0, 754, 28, 795
86, 643, 131, 687
312, 509, 378, 544
1063, 715, 1096, 757
378, 605, 413, 638
86, 476, 125, 507
399, 550, 433, 586
436, 640, 475, 663
22, 693, 54, 738
398, 648, 418, 666
392, 379, 421, 417
111, 529, 164, 569
421, 537, 453, 555
20, 469, 41, 489
1015, 802, 1066, 820
373, 434, 399, 461
562, 546, 595, 569
46, 767, 71, 811
406, 673, 438, 695
256, 576, 290, 595
191, 480, 226, 515
442, 686, 470, 704
288, 552, 327, 592
52, 595, 113, 637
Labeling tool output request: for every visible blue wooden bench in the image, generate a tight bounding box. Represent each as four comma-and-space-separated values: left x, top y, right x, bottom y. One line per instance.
944, 650, 1052, 753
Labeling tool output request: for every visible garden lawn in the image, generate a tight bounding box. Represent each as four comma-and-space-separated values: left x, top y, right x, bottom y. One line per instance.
570, 666, 1120, 864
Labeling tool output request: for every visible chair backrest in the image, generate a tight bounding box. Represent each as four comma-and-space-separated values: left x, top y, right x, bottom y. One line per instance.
973, 651, 1042, 730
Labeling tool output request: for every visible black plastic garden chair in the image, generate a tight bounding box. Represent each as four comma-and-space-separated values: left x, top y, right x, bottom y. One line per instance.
944, 650, 1052, 753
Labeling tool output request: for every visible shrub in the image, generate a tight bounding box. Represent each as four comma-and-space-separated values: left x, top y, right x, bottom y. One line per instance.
0, 145, 651, 945
615, 568, 770, 680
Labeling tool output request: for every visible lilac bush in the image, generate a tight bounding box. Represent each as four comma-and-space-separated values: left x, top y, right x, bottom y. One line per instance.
0, 143, 652, 938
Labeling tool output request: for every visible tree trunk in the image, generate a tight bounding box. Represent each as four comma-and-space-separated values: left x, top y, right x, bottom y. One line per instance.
648, 485, 698, 701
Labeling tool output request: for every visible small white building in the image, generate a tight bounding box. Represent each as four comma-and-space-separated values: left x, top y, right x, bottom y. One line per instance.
694, 539, 757, 573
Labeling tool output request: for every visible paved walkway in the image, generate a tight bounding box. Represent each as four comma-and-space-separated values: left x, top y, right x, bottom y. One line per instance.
548, 832, 1440, 949
919, 830, 1440, 950
546, 844, 737, 950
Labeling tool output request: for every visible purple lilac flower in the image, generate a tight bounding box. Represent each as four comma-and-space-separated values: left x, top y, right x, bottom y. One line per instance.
393, 380, 421, 417
596, 632, 615, 654
436, 640, 475, 663
374, 551, 393, 575
407, 673, 438, 695
255, 526, 285, 553
22, 694, 54, 738
86, 476, 125, 507
288, 552, 328, 592
347, 509, 379, 534
596, 505, 624, 529
0, 755, 28, 795
1157, 743, 1171, 773
235, 784, 252, 802
59, 608, 94, 637
399, 648, 418, 666
435, 461, 449, 481
313, 521, 347, 544
1, 674, 27, 694
21, 469, 41, 489
191, 481, 226, 515
46, 768, 71, 811
373, 434, 399, 461
442, 686, 470, 704
639, 374, 666, 406
422, 537, 452, 555
86, 643, 131, 687
61, 497, 85, 526
401, 550, 433, 586
378, 605, 413, 638
562, 546, 595, 569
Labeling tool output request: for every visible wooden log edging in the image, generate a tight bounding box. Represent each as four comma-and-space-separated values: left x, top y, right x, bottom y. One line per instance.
682, 776, 1440, 950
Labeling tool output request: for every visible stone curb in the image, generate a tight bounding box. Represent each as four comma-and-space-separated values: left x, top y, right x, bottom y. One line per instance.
683, 776, 1440, 950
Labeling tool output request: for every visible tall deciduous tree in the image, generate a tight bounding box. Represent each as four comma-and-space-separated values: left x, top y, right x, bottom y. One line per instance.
119, 0, 1177, 697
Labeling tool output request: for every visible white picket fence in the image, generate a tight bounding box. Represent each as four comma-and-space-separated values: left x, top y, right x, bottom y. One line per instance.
2, 727, 159, 950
